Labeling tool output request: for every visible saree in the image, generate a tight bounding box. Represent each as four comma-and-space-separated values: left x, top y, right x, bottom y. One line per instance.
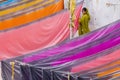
78, 9, 90, 35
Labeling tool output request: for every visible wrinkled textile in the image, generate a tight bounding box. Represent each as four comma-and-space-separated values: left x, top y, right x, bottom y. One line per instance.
1, 19, 120, 80
71, 49, 120, 73
0, 0, 64, 30
0, 0, 20, 7
17, 20, 120, 80
22, 19, 120, 63
0, 3, 83, 60
0, 0, 33, 10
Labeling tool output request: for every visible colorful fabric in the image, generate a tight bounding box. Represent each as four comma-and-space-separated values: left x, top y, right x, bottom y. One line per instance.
0, 0, 64, 30
1, 19, 120, 80
0, 3, 82, 60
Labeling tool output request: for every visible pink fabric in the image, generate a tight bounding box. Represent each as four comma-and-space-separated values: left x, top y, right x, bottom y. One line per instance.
73, 5, 81, 33
0, 5, 82, 60
71, 49, 120, 73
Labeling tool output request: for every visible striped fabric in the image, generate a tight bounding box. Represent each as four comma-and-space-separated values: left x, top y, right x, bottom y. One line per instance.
0, 1, 83, 60
1, 19, 120, 80
0, 0, 64, 30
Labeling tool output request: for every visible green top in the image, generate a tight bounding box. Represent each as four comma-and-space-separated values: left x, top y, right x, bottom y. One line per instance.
78, 11, 90, 35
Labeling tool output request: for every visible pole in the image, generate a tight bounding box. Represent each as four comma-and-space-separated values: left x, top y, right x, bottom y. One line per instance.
70, 13, 73, 39
69, 0, 74, 39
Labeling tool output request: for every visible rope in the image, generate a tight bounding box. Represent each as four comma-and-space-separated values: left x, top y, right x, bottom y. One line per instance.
68, 72, 70, 80
10, 62, 15, 80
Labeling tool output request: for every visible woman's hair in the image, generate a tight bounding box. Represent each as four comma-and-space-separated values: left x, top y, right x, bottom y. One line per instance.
82, 7, 87, 12
82, 7, 90, 20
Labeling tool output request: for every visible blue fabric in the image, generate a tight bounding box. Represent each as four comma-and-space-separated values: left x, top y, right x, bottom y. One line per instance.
0, 0, 20, 7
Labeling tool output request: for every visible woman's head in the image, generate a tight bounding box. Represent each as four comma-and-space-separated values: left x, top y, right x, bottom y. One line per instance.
82, 7, 88, 14
82, 7, 90, 20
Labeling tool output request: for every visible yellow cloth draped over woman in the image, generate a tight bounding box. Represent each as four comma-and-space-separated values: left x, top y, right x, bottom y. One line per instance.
78, 8, 90, 35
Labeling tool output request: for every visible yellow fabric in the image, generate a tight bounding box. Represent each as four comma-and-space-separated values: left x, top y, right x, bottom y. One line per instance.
97, 67, 120, 77
69, 0, 76, 28
0, 0, 43, 16
70, 0, 76, 15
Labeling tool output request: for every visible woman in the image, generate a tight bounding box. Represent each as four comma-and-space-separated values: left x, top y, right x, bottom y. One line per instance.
78, 7, 90, 35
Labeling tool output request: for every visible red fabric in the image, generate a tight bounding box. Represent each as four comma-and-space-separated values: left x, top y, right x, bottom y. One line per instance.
0, 4, 82, 60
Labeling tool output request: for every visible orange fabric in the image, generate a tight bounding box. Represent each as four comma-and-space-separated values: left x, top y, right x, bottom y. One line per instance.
93, 60, 120, 72
112, 73, 120, 78
0, 0, 64, 30
97, 67, 120, 77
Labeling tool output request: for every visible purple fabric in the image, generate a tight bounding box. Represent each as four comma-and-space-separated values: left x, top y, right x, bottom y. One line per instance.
52, 28, 120, 65
23, 21, 120, 63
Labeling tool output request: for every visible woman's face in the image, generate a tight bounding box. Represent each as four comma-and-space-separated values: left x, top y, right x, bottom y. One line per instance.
82, 10, 86, 14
